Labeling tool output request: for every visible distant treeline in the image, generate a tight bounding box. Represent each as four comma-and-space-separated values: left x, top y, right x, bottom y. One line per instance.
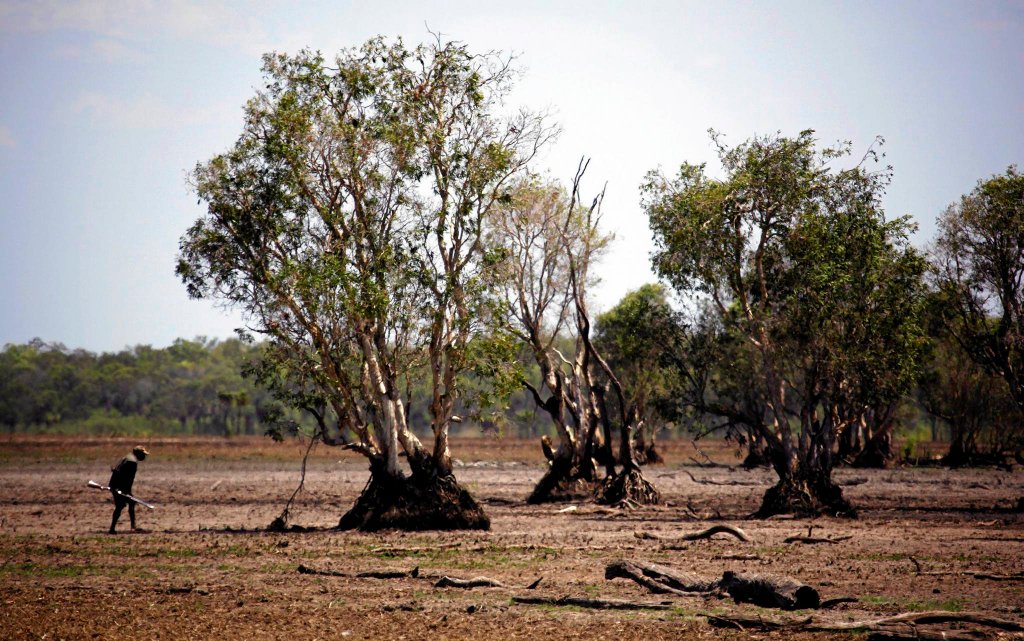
2, 331, 1021, 465
0, 337, 555, 438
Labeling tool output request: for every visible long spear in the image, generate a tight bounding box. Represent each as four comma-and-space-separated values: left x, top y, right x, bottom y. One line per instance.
87, 480, 155, 510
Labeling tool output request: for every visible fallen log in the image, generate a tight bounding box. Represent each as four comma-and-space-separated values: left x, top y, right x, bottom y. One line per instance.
604, 560, 718, 596
719, 570, 820, 610
434, 576, 504, 589
512, 595, 672, 610
605, 560, 819, 610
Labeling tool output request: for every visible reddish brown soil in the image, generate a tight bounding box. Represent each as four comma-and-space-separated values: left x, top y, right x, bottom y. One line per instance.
1, 435, 1022, 640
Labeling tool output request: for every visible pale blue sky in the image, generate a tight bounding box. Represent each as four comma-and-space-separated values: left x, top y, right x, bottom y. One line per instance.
1, 1, 1022, 352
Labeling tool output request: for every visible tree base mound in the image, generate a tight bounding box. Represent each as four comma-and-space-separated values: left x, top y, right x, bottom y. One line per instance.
754, 478, 855, 519
338, 470, 490, 531
850, 434, 894, 469
742, 449, 771, 469
527, 467, 598, 504
635, 443, 665, 466
597, 468, 660, 506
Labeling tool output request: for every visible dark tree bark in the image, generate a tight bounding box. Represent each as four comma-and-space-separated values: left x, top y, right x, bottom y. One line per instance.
756, 405, 855, 518
338, 457, 489, 531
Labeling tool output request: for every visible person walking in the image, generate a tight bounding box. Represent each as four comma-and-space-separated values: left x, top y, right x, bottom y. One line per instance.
108, 445, 148, 534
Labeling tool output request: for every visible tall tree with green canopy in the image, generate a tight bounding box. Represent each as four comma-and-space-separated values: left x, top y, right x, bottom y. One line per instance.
177, 36, 553, 530
644, 130, 927, 517
592, 283, 681, 464
931, 167, 1024, 418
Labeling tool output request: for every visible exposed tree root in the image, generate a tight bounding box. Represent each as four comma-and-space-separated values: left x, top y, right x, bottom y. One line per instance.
597, 468, 661, 506
338, 465, 489, 531
512, 595, 672, 610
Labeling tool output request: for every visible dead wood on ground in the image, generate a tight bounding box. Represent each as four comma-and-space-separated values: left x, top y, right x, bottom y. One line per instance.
865, 631, 990, 641
297, 565, 347, 577
605, 560, 719, 596
512, 595, 673, 610
296, 565, 420, 579
605, 560, 819, 610
358, 567, 420, 579
434, 576, 504, 588
636, 524, 751, 544
681, 524, 751, 542
705, 610, 1024, 633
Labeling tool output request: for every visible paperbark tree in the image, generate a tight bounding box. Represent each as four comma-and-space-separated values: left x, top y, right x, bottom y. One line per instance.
177, 37, 552, 530
645, 130, 927, 517
592, 283, 681, 464
931, 167, 1024, 419
490, 168, 660, 505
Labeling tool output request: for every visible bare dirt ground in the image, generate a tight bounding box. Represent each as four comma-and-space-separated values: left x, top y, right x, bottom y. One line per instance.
1, 435, 1022, 640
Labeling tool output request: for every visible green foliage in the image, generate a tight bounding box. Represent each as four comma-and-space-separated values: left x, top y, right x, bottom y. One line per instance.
931, 166, 1024, 415
645, 130, 928, 492
0, 338, 271, 435
593, 283, 683, 429
177, 37, 552, 468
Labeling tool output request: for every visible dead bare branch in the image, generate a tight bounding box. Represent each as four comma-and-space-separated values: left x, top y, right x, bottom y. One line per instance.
512, 595, 673, 610
680, 524, 752, 542
434, 576, 504, 588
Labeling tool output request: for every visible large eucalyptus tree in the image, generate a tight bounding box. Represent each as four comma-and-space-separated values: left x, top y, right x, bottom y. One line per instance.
178, 37, 552, 530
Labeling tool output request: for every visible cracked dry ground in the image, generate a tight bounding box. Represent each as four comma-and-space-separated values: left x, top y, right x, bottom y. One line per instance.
1, 436, 1022, 640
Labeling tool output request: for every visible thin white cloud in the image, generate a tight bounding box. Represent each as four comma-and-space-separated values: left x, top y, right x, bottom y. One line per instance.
1, 0, 284, 57
69, 92, 236, 129
52, 37, 145, 63
0, 125, 15, 148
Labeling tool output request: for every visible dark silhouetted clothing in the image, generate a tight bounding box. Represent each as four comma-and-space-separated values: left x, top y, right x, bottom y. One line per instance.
108, 453, 139, 533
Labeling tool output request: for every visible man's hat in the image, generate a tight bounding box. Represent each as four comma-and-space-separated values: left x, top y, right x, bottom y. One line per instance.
133, 445, 150, 457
